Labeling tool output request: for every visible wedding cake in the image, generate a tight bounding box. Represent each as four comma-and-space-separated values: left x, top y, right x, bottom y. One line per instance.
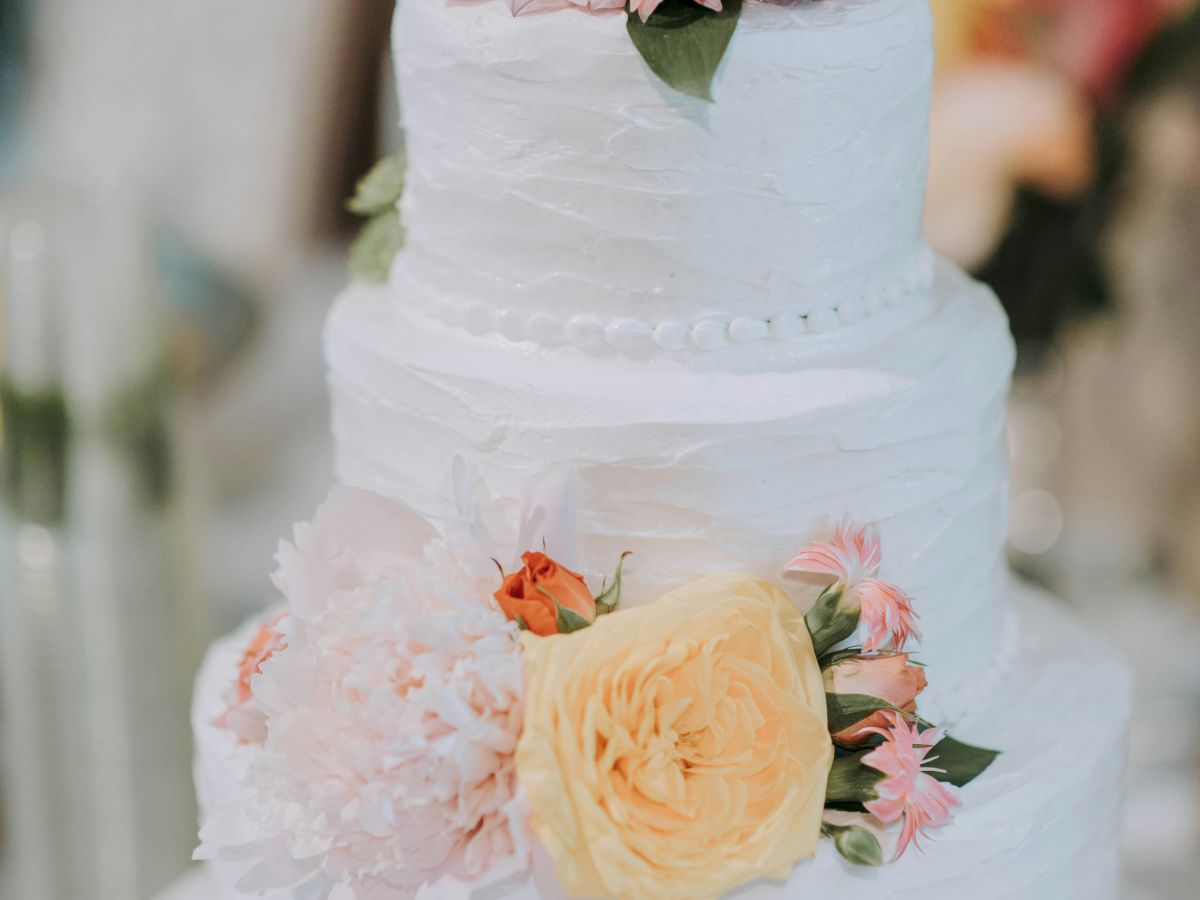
190, 1, 1132, 897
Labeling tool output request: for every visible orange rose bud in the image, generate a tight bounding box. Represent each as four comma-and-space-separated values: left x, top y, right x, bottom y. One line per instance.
824, 653, 928, 748
494, 551, 596, 636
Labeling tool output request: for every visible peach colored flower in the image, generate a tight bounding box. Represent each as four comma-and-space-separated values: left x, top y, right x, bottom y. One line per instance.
516, 574, 833, 900
862, 711, 962, 858
786, 519, 920, 652
217, 613, 287, 745
824, 653, 928, 747
494, 551, 595, 636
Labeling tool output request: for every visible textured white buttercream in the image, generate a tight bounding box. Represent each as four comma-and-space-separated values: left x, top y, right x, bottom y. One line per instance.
327, 263, 1016, 714
391, 0, 934, 332
192, 584, 1131, 899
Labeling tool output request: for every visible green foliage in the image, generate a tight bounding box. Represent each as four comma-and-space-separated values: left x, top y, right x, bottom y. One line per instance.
626, 0, 743, 102
929, 735, 1001, 788
349, 209, 406, 284
348, 155, 407, 216
347, 155, 408, 283
822, 821, 885, 868
594, 552, 632, 616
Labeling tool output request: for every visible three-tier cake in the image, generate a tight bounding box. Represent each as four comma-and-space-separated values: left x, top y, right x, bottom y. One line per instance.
191, 1, 1133, 897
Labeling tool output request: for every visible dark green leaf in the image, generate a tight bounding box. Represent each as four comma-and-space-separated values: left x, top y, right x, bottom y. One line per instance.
554, 602, 592, 635
805, 584, 858, 657
822, 822, 885, 868
819, 647, 865, 670
930, 736, 1000, 788
536, 584, 595, 635
594, 551, 632, 616
824, 753, 881, 805
348, 154, 407, 216
826, 693, 899, 738
626, 0, 743, 102
349, 210, 406, 284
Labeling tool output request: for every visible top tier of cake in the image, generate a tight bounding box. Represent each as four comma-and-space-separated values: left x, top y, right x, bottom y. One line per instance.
391, 0, 934, 340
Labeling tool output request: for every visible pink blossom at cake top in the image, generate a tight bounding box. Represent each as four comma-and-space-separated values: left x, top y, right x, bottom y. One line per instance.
787, 520, 921, 652
503, 0, 721, 21
861, 711, 962, 859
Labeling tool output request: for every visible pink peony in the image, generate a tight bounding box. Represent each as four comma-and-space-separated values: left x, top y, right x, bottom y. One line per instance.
786, 520, 920, 652
861, 711, 962, 859
217, 613, 287, 745
271, 487, 441, 621
218, 488, 530, 898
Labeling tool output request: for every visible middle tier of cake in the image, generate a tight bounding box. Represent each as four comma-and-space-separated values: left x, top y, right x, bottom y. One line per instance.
326, 260, 1017, 720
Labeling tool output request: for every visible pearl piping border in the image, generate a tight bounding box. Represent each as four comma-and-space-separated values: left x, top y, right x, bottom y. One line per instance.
419, 248, 938, 354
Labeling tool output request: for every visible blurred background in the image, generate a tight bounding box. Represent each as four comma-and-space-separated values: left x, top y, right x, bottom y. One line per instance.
0, 0, 1197, 898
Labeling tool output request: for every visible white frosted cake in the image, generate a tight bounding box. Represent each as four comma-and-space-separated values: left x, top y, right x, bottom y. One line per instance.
190, 1, 1133, 898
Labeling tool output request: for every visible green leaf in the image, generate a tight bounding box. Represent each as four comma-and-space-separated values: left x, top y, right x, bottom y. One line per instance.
824, 753, 881, 805
594, 552, 632, 616
819, 647, 866, 671
804, 585, 858, 657
536, 584, 594, 635
822, 822, 885, 868
826, 694, 900, 738
930, 736, 1000, 788
349, 210, 406, 283
626, 0, 743, 102
554, 602, 593, 635
514, 614, 530, 632
348, 154, 407, 216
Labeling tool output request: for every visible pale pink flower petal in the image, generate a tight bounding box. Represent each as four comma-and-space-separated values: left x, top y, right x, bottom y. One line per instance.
629, 0, 666, 20
862, 712, 962, 859
272, 487, 437, 620
216, 613, 287, 745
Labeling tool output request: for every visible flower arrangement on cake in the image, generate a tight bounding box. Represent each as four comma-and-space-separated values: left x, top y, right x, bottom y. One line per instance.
499, 0, 748, 100
196, 468, 998, 899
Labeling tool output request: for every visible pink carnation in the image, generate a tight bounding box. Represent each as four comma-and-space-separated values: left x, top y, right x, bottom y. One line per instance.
786, 519, 920, 652
861, 711, 962, 859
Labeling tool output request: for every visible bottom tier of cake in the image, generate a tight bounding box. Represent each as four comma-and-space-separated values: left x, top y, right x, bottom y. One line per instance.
191, 580, 1131, 899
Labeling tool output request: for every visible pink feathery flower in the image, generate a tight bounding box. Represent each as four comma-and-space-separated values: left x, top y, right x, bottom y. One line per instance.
505, 0, 721, 21
861, 711, 962, 859
786, 520, 920, 652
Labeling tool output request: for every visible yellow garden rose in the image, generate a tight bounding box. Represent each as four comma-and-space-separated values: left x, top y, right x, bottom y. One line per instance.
516, 574, 833, 900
